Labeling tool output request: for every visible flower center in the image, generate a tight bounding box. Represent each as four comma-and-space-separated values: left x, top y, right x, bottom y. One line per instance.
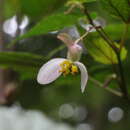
59, 60, 78, 76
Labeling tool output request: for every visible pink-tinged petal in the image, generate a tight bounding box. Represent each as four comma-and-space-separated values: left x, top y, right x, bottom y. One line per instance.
37, 58, 66, 85
57, 33, 74, 47
74, 62, 88, 93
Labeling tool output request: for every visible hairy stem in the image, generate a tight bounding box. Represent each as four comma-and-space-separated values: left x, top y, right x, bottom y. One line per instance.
116, 53, 128, 99
83, 7, 117, 52
83, 6, 128, 99
120, 23, 129, 51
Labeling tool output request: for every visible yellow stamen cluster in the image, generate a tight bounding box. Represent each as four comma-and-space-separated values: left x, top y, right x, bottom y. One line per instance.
71, 65, 78, 74
59, 60, 78, 76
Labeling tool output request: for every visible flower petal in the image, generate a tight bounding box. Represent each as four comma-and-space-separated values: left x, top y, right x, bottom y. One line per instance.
37, 58, 66, 85
74, 62, 88, 93
57, 33, 74, 47
3, 15, 18, 37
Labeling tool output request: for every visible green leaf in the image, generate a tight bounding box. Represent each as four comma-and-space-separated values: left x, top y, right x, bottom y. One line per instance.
99, 0, 130, 23
86, 39, 127, 64
5, 0, 67, 19
13, 12, 82, 42
21, 0, 68, 19
0, 52, 44, 79
24, 13, 80, 36
104, 24, 130, 40
68, 0, 96, 3
4, 0, 16, 19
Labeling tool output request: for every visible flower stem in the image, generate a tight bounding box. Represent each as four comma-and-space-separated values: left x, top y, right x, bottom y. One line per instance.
83, 8, 117, 52
116, 53, 128, 99
120, 23, 129, 51
75, 31, 89, 44
83, 6, 128, 99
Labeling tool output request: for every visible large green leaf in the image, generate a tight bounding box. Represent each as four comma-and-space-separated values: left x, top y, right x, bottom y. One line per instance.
68, 0, 96, 3
86, 39, 127, 64
20, 0, 68, 18
0, 52, 44, 79
99, 0, 130, 23
104, 24, 130, 40
5, 0, 67, 19
24, 13, 80, 36
12, 12, 82, 43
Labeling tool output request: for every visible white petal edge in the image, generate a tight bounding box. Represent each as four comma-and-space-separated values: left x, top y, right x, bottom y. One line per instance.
37, 58, 66, 85
75, 62, 88, 93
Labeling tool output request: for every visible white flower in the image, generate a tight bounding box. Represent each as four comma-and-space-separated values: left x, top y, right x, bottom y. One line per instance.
3, 15, 29, 37
37, 31, 88, 93
37, 58, 88, 93
3, 15, 18, 37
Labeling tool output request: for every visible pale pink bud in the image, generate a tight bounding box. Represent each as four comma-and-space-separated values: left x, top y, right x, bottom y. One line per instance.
57, 33, 83, 61
57, 33, 74, 47
67, 43, 83, 61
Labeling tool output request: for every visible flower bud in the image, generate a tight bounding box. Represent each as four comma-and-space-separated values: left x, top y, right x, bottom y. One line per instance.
67, 43, 83, 61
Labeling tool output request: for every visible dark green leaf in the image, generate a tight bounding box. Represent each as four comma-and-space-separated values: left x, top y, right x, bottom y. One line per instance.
5, 0, 67, 19
99, 0, 130, 23
68, 0, 96, 3
13, 12, 82, 42
0, 52, 44, 79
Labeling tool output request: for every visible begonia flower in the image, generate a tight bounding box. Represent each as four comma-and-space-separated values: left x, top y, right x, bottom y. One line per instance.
37, 29, 88, 93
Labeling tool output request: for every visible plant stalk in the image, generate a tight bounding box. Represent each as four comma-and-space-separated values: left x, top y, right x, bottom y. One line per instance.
83, 6, 128, 99
89, 76, 123, 97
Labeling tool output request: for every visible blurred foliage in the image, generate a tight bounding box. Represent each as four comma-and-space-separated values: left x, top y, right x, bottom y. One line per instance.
0, 52, 44, 79
0, 0, 130, 130
99, 0, 130, 23
17, 11, 83, 40
4, 0, 67, 19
